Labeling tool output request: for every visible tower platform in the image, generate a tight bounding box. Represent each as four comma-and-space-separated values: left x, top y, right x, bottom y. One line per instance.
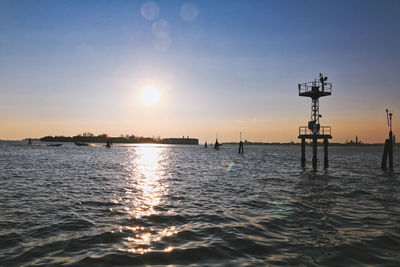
298, 80, 332, 99
298, 126, 332, 139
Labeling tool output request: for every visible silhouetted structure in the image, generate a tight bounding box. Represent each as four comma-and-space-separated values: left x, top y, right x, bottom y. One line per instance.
214, 139, 220, 150
106, 139, 112, 148
298, 73, 332, 169
28, 138, 32, 146
346, 136, 363, 145
238, 132, 244, 154
238, 141, 244, 154
205, 141, 207, 148
161, 137, 198, 145
381, 109, 394, 170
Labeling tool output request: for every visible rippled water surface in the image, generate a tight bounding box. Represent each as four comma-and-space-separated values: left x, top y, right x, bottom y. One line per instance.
1, 142, 400, 266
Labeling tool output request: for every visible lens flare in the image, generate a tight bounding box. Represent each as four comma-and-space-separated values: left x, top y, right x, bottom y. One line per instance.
226, 161, 235, 172
181, 3, 199, 22
152, 19, 170, 38
141, 2, 159, 21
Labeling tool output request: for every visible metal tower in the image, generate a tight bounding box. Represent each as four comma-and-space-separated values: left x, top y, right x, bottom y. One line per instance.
298, 73, 332, 169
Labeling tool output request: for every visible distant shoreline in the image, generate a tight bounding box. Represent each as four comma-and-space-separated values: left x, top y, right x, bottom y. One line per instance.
17, 134, 199, 145
1, 139, 396, 147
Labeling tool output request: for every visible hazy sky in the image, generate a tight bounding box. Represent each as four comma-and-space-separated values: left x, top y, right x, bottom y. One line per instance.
1, 0, 399, 142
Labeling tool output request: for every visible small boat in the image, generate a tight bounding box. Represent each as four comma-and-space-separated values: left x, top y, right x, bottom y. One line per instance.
47, 143, 63, 147
74, 142, 90, 146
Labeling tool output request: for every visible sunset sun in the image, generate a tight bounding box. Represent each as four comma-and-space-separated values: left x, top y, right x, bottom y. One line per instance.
141, 87, 160, 106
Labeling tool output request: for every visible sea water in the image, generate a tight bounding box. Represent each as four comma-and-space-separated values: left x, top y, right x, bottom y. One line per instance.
1, 142, 399, 266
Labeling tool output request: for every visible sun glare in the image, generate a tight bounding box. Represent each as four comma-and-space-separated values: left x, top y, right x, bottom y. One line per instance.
141, 87, 160, 106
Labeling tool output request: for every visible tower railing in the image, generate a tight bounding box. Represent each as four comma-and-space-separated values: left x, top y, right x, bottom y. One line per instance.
298, 80, 332, 94
299, 126, 331, 136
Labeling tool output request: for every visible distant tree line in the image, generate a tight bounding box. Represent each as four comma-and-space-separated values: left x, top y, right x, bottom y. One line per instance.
40, 132, 161, 144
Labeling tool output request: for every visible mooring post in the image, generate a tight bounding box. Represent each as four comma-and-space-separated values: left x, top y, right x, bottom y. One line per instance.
238, 141, 244, 154
382, 109, 394, 170
238, 132, 244, 154
301, 138, 306, 168
312, 138, 318, 169
389, 139, 393, 171
389, 130, 393, 170
324, 138, 328, 169
214, 141, 219, 150
381, 139, 389, 170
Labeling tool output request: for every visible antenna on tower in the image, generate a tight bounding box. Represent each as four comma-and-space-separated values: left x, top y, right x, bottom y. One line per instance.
386, 109, 390, 127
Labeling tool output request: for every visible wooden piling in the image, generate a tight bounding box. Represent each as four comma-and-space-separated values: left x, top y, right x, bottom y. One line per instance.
324, 138, 328, 169
238, 141, 244, 154
301, 138, 306, 168
389, 139, 393, 170
381, 139, 389, 170
312, 138, 318, 169
214, 140, 219, 150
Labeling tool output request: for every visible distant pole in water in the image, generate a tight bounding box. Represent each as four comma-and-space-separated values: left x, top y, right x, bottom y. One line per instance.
214, 140, 219, 150
205, 141, 207, 148
238, 132, 244, 154
28, 138, 32, 146
214, 133, 219, 150
381, 109, 394, 170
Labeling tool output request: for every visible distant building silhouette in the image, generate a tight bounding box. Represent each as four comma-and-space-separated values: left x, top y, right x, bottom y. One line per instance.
346, 136, 362, 145
162, 137, 198, 145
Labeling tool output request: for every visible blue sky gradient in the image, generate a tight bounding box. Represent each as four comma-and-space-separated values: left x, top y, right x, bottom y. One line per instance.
1, 0, 399, 142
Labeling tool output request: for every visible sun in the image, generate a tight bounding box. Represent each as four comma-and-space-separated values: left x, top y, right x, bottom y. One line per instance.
141, 87, 160, 106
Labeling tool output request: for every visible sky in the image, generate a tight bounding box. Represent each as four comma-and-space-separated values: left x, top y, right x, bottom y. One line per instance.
1, 0, 399, 143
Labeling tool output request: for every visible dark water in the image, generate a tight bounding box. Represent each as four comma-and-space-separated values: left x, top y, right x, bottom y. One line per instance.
1, 142, 399, 266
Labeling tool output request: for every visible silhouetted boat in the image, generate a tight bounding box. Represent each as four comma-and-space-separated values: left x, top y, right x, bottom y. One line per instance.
47, 143, 63, 147
74, 142, 89, 146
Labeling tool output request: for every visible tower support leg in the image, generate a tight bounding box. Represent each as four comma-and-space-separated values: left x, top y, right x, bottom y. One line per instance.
312, 138, 318, 169
301, 138, 306, 168
324, 138, 329, 169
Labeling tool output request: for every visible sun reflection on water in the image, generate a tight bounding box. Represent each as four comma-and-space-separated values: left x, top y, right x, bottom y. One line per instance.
119, 145, 176, 254
124, 146, 166, 218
